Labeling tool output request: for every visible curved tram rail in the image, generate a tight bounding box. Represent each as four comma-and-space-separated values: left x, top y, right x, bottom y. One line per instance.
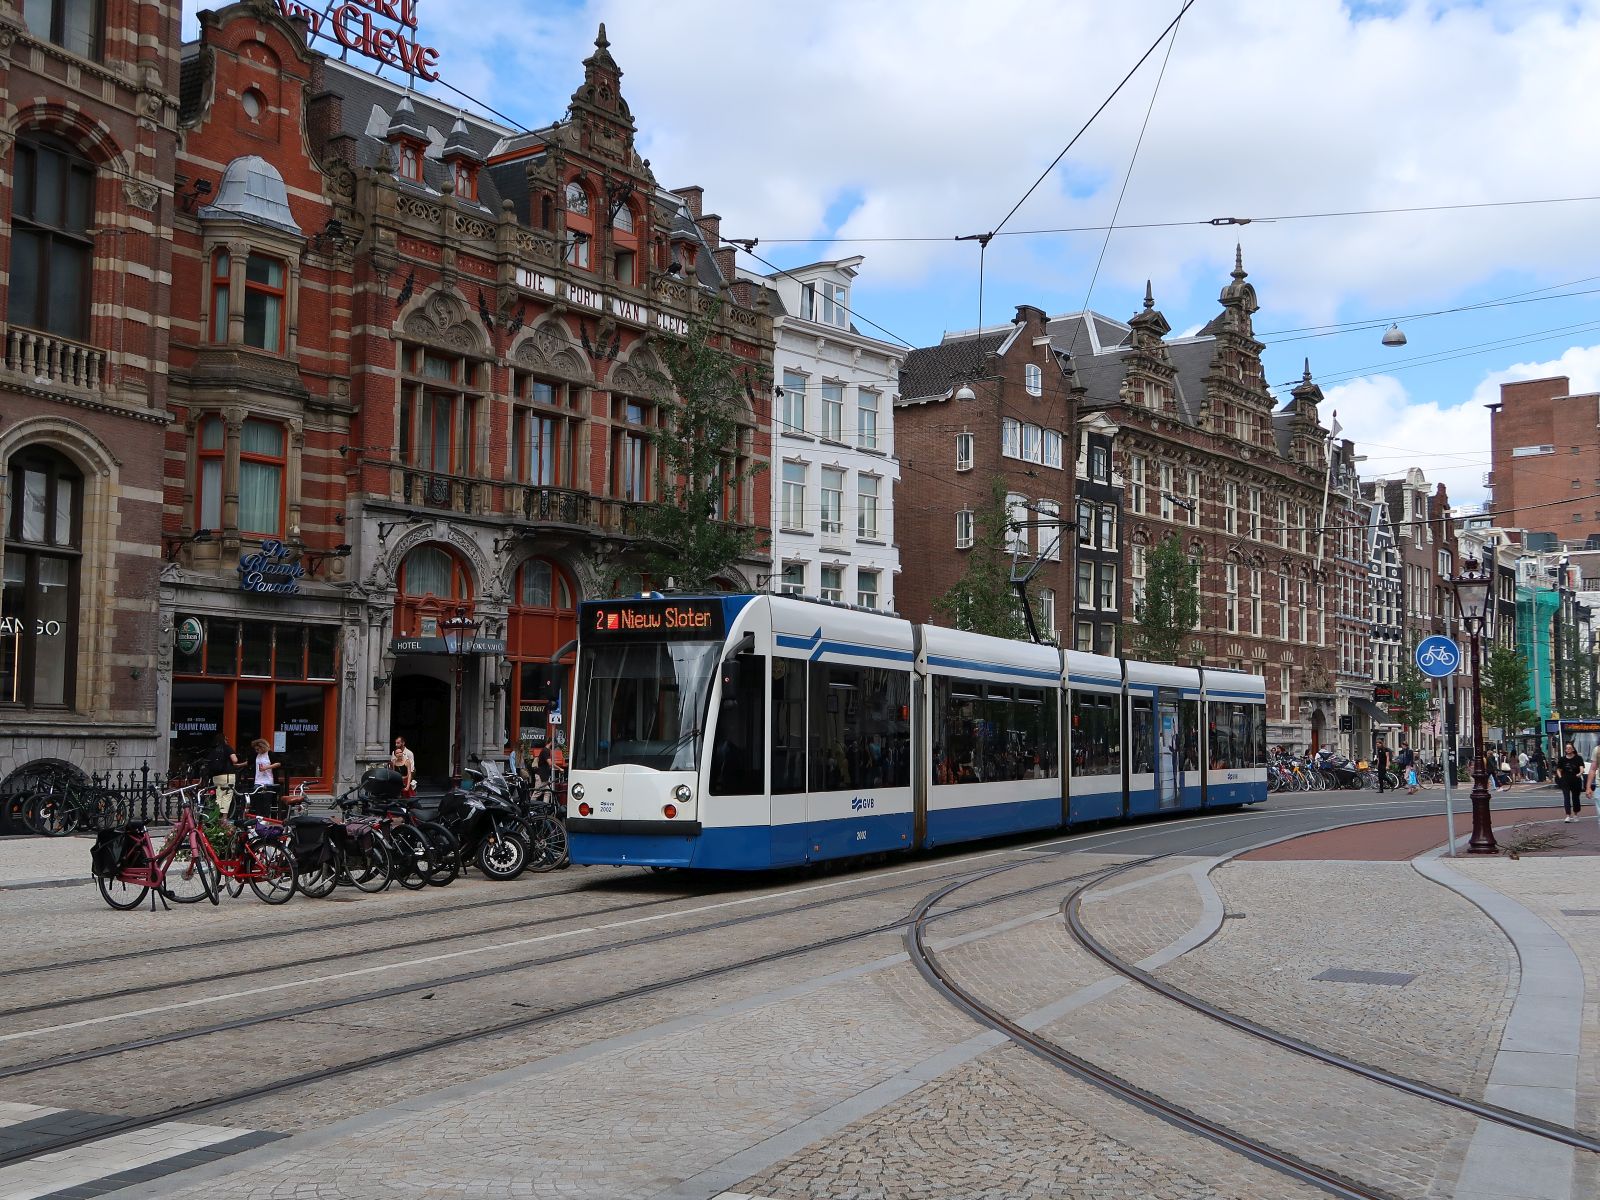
908, 854, 1600, 1200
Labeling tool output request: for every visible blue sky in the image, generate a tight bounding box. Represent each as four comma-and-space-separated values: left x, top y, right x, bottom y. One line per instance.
183, 0, 1600, 507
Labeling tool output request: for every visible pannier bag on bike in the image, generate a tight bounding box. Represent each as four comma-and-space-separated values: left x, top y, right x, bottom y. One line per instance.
90, 825, 146, 878
289, 815, 336, 871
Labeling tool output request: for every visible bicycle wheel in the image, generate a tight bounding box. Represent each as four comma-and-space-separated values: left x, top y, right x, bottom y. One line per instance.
97, 871, 150, 910
29, 789, 76, 836
390, 824, 431, 891
298, 849, 340, 898
165, 844, 220, 904
248, 842, 298, 904
417, 821, 460, 887
344, 839, 392, 893
523, 815, 567, 873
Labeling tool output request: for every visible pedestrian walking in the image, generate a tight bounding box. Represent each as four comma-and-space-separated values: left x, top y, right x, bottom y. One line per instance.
1518, 748, 1533, 782
1375, 739, 1390, 793
1397, 741, 1417, 793
1585, 743, 1600, 805
1532, 744, 1547, 783
1556, 741, 1586, 820
204, 732, 243, 819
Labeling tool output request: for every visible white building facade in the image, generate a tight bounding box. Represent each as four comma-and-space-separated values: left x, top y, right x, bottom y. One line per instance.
744, 257, 904, 611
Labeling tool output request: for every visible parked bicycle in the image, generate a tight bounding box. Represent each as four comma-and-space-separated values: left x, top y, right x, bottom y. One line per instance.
91, 785, 220, 909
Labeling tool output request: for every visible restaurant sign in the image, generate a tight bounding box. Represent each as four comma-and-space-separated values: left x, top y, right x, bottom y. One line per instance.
239, 540, 303, 595
276, 0, 442, 82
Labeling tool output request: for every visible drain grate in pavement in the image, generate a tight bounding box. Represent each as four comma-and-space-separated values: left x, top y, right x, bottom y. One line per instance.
1560, 908, 1600, 916
1312, 967, 1416, 986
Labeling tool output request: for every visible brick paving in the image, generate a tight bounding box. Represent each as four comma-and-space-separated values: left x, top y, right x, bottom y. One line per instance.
5, 807, 1599, 1200
1241, 804, 1561, 860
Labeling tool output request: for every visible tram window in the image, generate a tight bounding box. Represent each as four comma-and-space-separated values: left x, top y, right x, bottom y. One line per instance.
1208, 701, 1255, 770
936, 678, 1059, 783
710, 654, 765, 795
1181, 699, 1200, 771
771, 657, 807, 795
1071, 693, 1121, 776
808, 663, 910, 792
1252, 706, 1266, 766
1130, 697, 1154, 773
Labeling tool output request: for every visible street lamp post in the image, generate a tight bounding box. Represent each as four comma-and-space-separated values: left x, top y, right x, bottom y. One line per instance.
441, 605, 479, 782
1449, 557, 1497, 854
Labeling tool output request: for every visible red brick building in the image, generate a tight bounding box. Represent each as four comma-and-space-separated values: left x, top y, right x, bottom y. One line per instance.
161, 6, 771, 790
1488, 375, 1600, 542
0, 0, 180, 781
894, 304, 1080, 642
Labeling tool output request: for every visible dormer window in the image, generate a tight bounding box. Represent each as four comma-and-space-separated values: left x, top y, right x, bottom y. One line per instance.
801, 281, 848, 328
452, 161, 477, 200
398, 142, 424, 183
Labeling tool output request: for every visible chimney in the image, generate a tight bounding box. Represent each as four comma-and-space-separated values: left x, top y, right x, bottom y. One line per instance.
673, 185, 704, 219
695, 212, 722, 248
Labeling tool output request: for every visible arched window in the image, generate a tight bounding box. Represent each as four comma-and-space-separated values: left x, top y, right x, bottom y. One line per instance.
2, 447, 82, 709
394, 544, 473, 642
10, 135, 95, 341
1024, 363, 1043, 396
564, 180, 593, 270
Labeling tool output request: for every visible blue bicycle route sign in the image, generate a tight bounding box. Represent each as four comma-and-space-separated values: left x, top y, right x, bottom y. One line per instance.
1414, 635, 1462, 678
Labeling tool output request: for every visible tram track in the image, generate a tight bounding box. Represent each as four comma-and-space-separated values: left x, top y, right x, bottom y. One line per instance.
1063, 856, 1600, 1153
0, 855, 1124, 1169
906, 836, 1600, 1200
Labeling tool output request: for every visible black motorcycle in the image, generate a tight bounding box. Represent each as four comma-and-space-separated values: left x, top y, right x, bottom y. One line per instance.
433, 768, 530, 881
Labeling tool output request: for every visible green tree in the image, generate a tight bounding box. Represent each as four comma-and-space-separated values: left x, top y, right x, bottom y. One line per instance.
1482, 643, 1536, 736
934, 476, 1035, 640
629, 302, 767, 591
1128, 535, 1200, 663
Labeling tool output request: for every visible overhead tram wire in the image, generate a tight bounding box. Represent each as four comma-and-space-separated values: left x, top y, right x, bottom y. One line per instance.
1257, 273, 1600, 340
1060, 1, 1184, 361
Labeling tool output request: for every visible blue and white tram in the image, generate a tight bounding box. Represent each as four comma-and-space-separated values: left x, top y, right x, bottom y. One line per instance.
566, 593, 1266, 871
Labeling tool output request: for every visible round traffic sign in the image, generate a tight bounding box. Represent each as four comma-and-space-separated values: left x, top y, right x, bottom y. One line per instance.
1414, 635, 1461, 678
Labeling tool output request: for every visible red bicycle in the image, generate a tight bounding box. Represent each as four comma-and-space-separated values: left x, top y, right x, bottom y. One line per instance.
93, 786, 297, 909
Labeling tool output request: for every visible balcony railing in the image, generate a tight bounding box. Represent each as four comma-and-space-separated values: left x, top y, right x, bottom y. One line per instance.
5, 328, 103, 390
401, 470, 478, 515
519, 486, 592, 527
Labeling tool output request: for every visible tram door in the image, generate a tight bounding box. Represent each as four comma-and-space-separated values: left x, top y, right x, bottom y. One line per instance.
1157, 696, 1182, 810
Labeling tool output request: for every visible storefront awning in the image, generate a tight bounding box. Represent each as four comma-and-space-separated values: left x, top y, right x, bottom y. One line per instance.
1351, 697, 1396, 726
390, 636, 507, 656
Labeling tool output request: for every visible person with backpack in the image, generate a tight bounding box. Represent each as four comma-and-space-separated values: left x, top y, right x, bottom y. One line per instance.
204, 733, 244, 819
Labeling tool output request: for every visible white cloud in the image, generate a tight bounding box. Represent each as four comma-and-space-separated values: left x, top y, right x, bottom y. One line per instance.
1323, 373, 1493, 504
1469, 344, 1600, 408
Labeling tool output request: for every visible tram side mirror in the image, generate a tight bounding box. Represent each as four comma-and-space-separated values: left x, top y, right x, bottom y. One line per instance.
721, 650, 761, 705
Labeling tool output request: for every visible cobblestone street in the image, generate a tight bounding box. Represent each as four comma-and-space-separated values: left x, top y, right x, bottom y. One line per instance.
2, 793, 1595, 1199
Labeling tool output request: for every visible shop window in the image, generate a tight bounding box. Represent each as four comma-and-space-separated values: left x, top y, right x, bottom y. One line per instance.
1, 447, 81, 709
242, 254, 286, 352
512, 374, 580, 487
10, 135, 95, 341
22, 0, 102, 60
168, 616, 340, 785
399, 346, 484, 476
239, 420, 286, 536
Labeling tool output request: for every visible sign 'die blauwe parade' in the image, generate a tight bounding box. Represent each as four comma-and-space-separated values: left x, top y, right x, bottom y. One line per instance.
239, 540, 303, 595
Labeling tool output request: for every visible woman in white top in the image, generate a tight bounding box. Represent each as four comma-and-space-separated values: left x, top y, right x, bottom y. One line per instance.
250, 739, 281, 790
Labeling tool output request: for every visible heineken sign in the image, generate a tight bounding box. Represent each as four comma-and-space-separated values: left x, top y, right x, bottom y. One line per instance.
276, 0, 443, 82
175, 617, 205, 656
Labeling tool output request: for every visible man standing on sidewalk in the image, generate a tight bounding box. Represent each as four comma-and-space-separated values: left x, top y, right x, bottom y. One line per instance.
1375, 738, 1390, 793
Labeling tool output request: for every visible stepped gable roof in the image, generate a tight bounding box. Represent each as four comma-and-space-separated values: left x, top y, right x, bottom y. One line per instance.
898, 329, 1009, 404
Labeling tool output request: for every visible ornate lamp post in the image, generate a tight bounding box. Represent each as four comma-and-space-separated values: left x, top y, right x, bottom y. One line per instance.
441, 605, 480, 782
1449, 557, 1497, 854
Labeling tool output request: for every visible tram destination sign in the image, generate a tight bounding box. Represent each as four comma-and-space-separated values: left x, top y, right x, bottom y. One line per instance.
584, 600, 725, 642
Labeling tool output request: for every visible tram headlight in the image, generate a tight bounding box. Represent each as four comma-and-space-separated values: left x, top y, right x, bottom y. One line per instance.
672, 783, 693, 803
570, 782, 586, 802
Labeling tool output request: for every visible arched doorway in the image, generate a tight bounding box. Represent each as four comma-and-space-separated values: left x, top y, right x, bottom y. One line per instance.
507, 557, 578, 763
1310, 708, 1325, 754
392, 544, 476, 783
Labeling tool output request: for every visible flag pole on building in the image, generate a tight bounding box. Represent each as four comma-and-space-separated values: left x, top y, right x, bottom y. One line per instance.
1317, 410, 1343, 567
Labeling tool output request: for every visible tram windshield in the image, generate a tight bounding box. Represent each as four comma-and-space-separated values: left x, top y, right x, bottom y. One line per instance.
573, 640, 721, 771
